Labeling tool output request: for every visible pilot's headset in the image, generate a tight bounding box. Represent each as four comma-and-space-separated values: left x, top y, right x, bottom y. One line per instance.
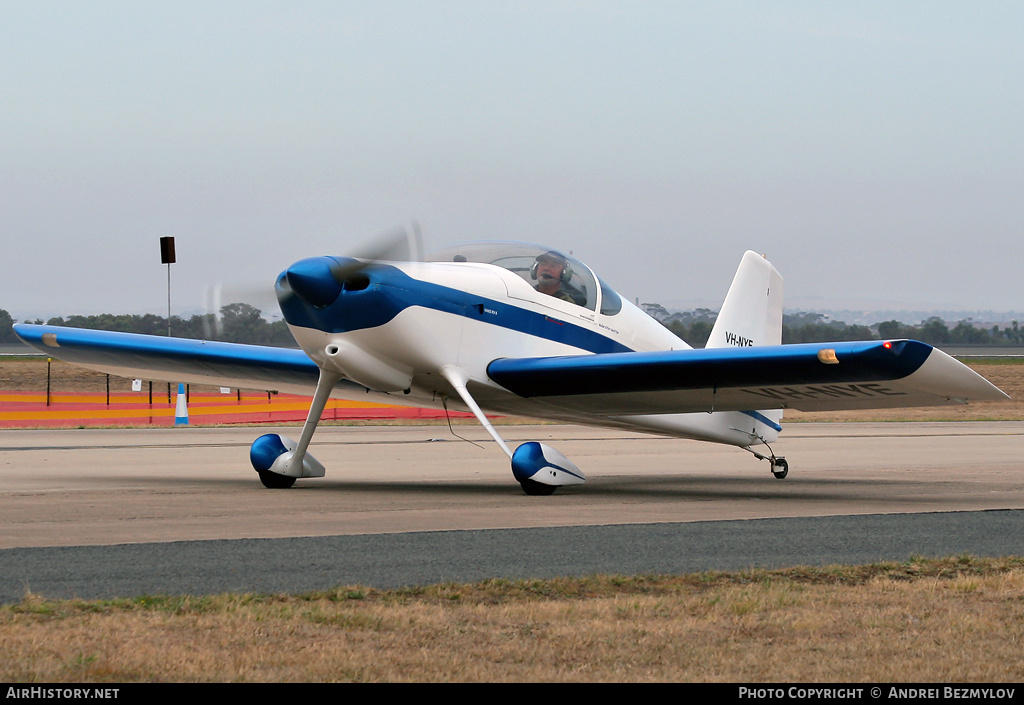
530, 251, 573, 283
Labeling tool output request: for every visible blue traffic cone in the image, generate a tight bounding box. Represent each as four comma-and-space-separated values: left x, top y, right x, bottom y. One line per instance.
174, 383, 189, 426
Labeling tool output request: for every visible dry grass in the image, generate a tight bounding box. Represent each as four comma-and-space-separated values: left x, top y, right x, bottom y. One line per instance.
3, 557, 1024, 682
1, 357, 114, 393
0, 357, 225, 397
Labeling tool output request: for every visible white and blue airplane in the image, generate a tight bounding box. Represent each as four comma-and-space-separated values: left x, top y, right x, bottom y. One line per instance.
14, 235, 1008, 495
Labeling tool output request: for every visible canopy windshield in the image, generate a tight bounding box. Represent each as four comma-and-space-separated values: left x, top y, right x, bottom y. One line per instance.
428, 242, 622, 315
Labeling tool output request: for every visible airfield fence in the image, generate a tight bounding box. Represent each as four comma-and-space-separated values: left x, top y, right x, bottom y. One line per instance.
0, 356, 467, 428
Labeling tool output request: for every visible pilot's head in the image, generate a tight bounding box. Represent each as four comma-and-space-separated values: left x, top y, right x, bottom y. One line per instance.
532, 251, 571, 296
532, 251, 568, 280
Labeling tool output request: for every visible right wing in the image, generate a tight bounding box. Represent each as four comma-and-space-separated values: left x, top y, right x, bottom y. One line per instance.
486, 339, 1009, 416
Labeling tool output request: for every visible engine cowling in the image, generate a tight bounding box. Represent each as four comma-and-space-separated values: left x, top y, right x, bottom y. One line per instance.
323, 340, 413, 392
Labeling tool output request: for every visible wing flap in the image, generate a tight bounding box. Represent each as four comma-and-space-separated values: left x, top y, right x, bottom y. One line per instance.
487, 340, 1008, 415
14, 324, 325, 394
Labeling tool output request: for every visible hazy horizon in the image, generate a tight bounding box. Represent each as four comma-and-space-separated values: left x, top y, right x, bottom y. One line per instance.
4, 3, 1021, 322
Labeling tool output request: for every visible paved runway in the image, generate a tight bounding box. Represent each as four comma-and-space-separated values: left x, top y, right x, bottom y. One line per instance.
2, 422, 1023, 602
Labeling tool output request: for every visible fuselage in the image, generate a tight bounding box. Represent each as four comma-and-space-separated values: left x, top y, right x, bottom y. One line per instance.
275, 242, 781, 449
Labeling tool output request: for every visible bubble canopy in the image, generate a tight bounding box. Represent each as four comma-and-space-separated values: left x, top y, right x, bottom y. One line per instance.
427, 242, 622, 316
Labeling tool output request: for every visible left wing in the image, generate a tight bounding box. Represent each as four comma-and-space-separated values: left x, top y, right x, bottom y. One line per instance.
487, 339, 1008, 415
13, 324, 338, 395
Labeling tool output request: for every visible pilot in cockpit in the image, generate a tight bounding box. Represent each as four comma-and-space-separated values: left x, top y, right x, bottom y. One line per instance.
532, 251, 576, 303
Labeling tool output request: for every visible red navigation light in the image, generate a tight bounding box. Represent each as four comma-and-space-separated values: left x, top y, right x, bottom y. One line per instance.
883, 341, 893, 349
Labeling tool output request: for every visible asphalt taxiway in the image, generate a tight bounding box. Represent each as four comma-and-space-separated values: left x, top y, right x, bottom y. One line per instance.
2, 422, 1023, 601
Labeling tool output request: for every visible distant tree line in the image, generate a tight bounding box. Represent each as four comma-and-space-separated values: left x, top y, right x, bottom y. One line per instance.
4, 305, 1024, 349
661, 308, 718, 348
0, 309, 16, 344
0, 303, 295, 346
663, 310, 1024, 348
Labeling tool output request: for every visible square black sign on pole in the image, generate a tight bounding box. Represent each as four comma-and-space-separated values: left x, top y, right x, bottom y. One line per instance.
159, 237, 175, 336
159, 236, 176, 264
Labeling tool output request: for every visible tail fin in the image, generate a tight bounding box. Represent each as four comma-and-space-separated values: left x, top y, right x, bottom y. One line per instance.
706, 251, 783, 349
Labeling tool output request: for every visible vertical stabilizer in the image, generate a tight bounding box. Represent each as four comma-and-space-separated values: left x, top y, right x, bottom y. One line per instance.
706, 251, 783, 349
706, 251, 785, 436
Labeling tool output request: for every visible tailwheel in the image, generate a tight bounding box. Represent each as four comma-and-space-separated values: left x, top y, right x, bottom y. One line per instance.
258, 469, 296, 489
746, 442, 788, 480
771, 458, 789, 480
519, 478, 558, 496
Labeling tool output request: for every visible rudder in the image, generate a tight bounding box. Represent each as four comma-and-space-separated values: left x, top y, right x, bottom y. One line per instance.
706, 251, 783, 349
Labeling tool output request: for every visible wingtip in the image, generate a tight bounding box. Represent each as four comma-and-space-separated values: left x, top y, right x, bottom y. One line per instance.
917, 347, 1011, 402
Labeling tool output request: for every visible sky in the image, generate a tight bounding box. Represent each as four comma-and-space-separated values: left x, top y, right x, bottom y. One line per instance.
3, 1, 1022, 322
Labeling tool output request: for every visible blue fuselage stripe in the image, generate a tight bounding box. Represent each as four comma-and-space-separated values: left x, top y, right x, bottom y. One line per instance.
277, 263, 633, 354
741, 410, 783, 432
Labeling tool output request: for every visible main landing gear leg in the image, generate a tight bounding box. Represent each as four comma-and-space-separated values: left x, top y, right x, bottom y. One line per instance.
439, 366, 585, 495
249, 367, 342, 488
440, 366, 512, 458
